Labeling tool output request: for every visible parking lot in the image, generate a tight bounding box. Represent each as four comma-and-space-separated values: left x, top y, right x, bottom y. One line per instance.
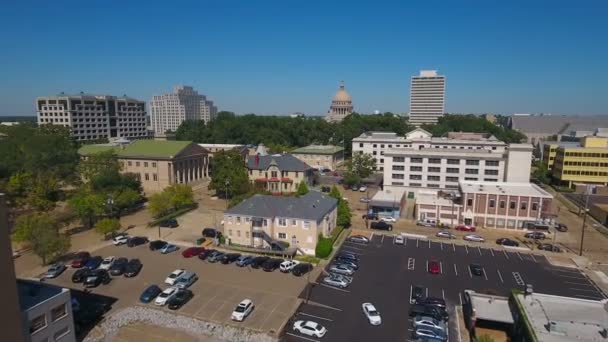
44, 243, 306, 336
284, 233, 606, 342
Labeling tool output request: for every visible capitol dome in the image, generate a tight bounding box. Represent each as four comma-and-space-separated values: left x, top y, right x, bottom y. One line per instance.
333, 82, 352, 102
325, 81, 354, 122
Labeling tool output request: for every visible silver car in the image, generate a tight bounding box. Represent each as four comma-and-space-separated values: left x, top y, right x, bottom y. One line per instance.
322, 276, 349, 289
414, 315, 446, 332
436, 230, 456, 239
464, 234, 485, 242
328, 264, 355, 276
44, 263, 67, 278
328, 273, 352, 284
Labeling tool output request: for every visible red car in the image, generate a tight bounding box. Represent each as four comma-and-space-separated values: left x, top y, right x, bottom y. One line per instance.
182, 247, 205, 258
455, 225, 476, 232
71, 251, 91, 268
428, 260, 441, 274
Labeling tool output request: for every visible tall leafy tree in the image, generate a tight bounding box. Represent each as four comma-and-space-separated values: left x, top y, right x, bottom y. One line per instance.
209, 150, 250, 198
94, 218, 121, 239
148, 184, 195, 218
296, 181, 309, 196
68, 189, 105, 228
12, 212, 71, 265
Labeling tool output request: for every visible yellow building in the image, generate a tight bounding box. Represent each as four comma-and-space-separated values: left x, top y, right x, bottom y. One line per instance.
551, 136, 608, 187
541, 141, 580, 170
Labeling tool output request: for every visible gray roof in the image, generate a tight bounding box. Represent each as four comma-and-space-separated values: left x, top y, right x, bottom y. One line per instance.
18, 279, 64, 311
510, 115, 608, 135
226, 191, 337, 221
247, 154, 311, 171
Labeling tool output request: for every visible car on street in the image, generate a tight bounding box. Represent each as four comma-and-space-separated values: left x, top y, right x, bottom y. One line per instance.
411, 285, 425, 304
464, 234, 485, 242
99, 256, 115, 270
160, 244, 179, 254
197, 249, 215, 260
165, 269, 185, 285
124, 258, 143, 277
416, 220, 436, 227
292, 263, 313, 277
428, 260, 441, 274
359, 185, 368, 192
182, 247, 205, 258
436, 230, 456, 239
127, 236, 148, 247
167, 289, 193, 310
83, 269, 111, 288
84, 256, 103, 270
362, 302, 382, 325
250, 256, 270, 269
139, 284, 162, 303
329, 263, 355, 276
322, 275, 349, 289
71, 251, 91, 268
413, 327, 447, 341
44, 263, 67, 279
380, 216, 397, 223
395, 235, 405, 245
359, 197, 371, 203
155, 287, 178, 306
231, 299, 254, 321
455, 225, 476, 232
370, 221, 393, 231
416, 297, 447, 310
469, 263, 484, 276
414, 315, 446, 332
71, 268, 91, 283
159, 218, 179, 228
555, 223, 568, 232
538, 243, 562, 252
149, 240, 168, 251
409, 304, 449, 321
112, 233, 129, 246
207, 251, 225, 263
496, 238, 519, 247
262, 258, 283, 272
293, 320, 327, 338
220, 253, 241, 264
362, 213, 379, 220
174, 271, 198, 289
525, 231, 546, 240
280, 260, 300, 273
347, 235, 370, 244
109, 257, 128, 276
202, 228, 221, 238
236, 255, 255, 267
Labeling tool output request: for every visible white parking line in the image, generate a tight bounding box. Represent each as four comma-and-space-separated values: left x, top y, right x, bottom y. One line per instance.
404, 238, 407, 246
426, 260, 429, 272
428, 240, 431, 248
416, 239, 419, 248
455, 305, 462, 342
459, 292, 463, 305
370, 232, 375, 240
490, 249, 495, 257
483, 268, 488, 281
530, 254, 537, 262
426, 288, 429, 297
569, 287, 602, 293
452, 243, 456, 252
553, 268, 583, 274
381, 235, 385, 243
478, 247, 482, 256
497, 269, 504, 283
297, 312, 334, 322
409, 285, 413, 303
319, 283, 351, 293
465, 245, 469, 254
342, 245, 365, 251
285, 332, 320, 342
440, 261, 443, 274
517, 252, 523, 261
564, 281, 595, 286
454, 264, 458, 276
442, 289, 445, 300
556, 274, 586, 280
503, 250, 509, 259
468, 265, 472, 278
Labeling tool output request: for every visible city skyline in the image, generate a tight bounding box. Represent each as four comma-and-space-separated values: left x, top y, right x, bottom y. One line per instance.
1, 1, 607, 116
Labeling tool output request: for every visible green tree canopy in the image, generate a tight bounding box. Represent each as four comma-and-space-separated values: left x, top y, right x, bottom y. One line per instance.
12, 212, 71, 265
148, 184, 195, 218
344, 153, 375, 185
94, 218, 121, 238
209, 150, 250, 198
296, 181, 309, 196
422, 114, 526, 143
68, 189, 105, 228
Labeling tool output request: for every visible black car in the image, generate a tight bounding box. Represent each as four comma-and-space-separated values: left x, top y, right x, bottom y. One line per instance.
538, 243, 562, 252
83, 269, 111, 288
416, 296, 446, 310
262, 258, 283, 272
124, 259, 143, 277
251, 256, 270, 269
370, 221, 393, 231
469, 263, 484, 276
109, 257, 128, 276
149, 240, 168, 251
336, 252, 359, 261
321, 186, 331, 193
202, 228, 221, 238
220, 253, 241, 264
127, 236, 148, 247
409, 304, 449, 321
525, 231, 546, 240
197, 249, 215, 260
291, 263, 313, 277
159, 218, 179, 228
84, 256, 103, 270
72, 268, 91, 283
139, 284, 162, 303
496, 238, 519, 247
167, 289, 193, 310
362, 213, 379, 220
555, 223, 568, 232
411, 285, 425, 303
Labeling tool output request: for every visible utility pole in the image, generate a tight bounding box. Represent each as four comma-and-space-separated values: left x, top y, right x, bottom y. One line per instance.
225, 179, 230, 209
579, 189, 591, 256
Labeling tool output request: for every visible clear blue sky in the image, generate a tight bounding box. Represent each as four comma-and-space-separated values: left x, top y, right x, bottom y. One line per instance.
1, 0, 607, 116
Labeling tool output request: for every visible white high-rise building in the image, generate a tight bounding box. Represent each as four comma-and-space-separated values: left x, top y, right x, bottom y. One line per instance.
150, 86, 217, 136
408, 70, 446, 126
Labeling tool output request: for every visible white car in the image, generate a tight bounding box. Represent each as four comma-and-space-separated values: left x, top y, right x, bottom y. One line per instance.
380, 216, 397, 223
347, 235, 370, 244
154, 287, 178, 306
280, 260, 300, 273
414, 315, 446, 331
362, 302, 382, 325
322, 276, 349, 289
464, 234, 485, 242
395, 235, 405, 245
99, 256, 115, 270
436, 230, 456, 239
293, 320, 327, 338
359, 186, 368, 192
164, 269, 185, 285
329, 264, 355, 276
231, 299, 254, 321
112, 234, 129, 246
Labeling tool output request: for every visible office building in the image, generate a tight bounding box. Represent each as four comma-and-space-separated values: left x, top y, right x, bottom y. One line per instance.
291, 145, 344, 171
150, 86, 217, 136
408, 70, 446, 126
540, 141, 581, 171
246, 154, 313, 194
36, 93, 147, 141
325, 81, 353, 122
551, 136, 608, 188
509, 114, 608, 145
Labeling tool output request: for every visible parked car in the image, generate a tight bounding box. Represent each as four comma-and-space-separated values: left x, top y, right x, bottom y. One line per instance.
99, 256, 115, 270
174, 271, 198, 289
370, 221, 393, 231
84, 256, 103, 270
538, 243, 562, 252
127, 236, 148, 247
293, 320, 327, 338
335, 258, 358, 270
250, 256, 270, 269
197, 249, 215, 260
336, 251, 359, 261
351, 184, 359, 191
202, 228, 221, 238
395, 235, 405, 245
167, 289, 193, 310
72, 268, 91, 283
83, 269, 111, 288
329, 273, 353, 284
44, 263, 67, 279
329, 264, 355, 276
165, 269, 185, 285
359, 185, 368, 192
207, 251, 225, 263
411, 285, 426, 304
155, 287, 179, 306
236, 255, 255, 267
436, 230, 456, 239
413, 327, 447, 341
362, 213, 379, 220
221, 253, 241, 264
139, 284, 162, 303
362, 302, 382, 325
112, 233, 129, 246
182, 247, 205, 258
71, 251, 91, 268
416, 297, 446, 310
321, 186, 331, 193
231, 299, 254, 321
160, 244, 179, 254
359, 197, 371, 203
469, 263, 484, 276
525, 231, 546, 240
409, 304, 449, 321
124, 258, 143, 277
380, 216, 397, 223
414, 315, 446, 332
428, 260, 441, 274
496, 238, 519, 247
108, 257, 128, 276
347, 235, 370, 244
280, 260, 300, 273
149, 240, 168, 251
455, 225, 476, 232
291, 263, 313, 277
417, 220, 436, 227
322, 275, 349, 289
262, 258, 283, 272
159, 218, 179, 228
555, 223, 568, 232
464, 234, 485, 242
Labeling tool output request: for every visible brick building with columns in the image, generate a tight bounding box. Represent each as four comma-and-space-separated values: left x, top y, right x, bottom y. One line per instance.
78, 140, 209, 193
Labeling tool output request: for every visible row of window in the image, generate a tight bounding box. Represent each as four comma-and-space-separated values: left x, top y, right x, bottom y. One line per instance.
563, 161, 608, 167
226, 216, 312, 229
466, 198, 539, 211
361, 143, 499, 151
249, 170, 301, 178
560, 170, 608, 176
563, 152, 608, 158
30, 303, 68, 335
408, 158, 500, 166
126, 161, 157, 168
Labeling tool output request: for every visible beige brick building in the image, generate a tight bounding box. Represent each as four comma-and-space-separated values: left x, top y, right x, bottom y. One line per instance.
246, 154, 313, 194
291, 145, 344, 171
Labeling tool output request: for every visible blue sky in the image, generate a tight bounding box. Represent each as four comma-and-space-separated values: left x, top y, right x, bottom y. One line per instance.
1, 0, 607, 116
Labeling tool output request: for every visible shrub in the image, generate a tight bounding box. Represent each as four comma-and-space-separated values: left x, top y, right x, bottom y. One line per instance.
315, 235, 333, 258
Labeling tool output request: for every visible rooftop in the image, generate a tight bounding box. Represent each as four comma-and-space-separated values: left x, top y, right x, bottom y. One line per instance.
77, 144, 118, 156
225, 191, 337, 221
18, 279, 67, 312
78, 140, 199, 159
465, 290, 514, 324
459, 181, 553, 198
291, 145, 344, 155
370, 188, 407, 207
416, 192, 461, 207
510, 115, 608, 135
247, 154, 311, 171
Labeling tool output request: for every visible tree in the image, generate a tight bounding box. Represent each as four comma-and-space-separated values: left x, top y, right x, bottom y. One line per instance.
329, 185, 341, 200
209, 150, 250, 198
94, 218, 121, 239
112, 188, 143, 216
337, 200, 352, 228
78, 150, 121, 181
148, 191, 172, 218
12, 212, 70, 265
148, 184, 195, 218
296, 181, 309, 196
346, 153, 375, 180
532, 162, 551, 184
68, 189, 105, 228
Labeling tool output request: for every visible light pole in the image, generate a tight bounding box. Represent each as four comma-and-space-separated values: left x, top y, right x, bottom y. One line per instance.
579, 192, 590, 256
225, 179, 230, 209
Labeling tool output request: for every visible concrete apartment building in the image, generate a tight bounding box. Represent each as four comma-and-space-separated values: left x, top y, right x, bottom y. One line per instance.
551, 136, 608, 188
224, 192, 338, 255
325, 81, 353, 123
150, 86, 217, 136
246, 154, 313, 194
36, 93, 147, 141
78, 140, 209, 193
291, 145, 344, 171
408, 70, 446, 126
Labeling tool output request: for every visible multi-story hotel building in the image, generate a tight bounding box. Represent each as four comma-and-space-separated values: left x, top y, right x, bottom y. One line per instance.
408, 70, 446, 126
36, 93, 147, 141
150, 86, 217, 136
551, 136, 608, 188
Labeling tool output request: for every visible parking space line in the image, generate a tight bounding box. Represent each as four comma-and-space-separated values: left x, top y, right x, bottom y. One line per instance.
478, 247, 482, 256
297, 312, 333, 322
404, 238, 407, 246
503, 250, 509, 259
416, 239, 419, 248
465, 245, 469, 254
556, 274, 587, 280
285, 332, 320, 342
440, 261, 443, 274
517, 252, 523, 261
564, 281, 595, 286
490, 249, 495, 257
483, 268, 488, 281
452, 243, 456, 252
459, 292, 463, 305
381, 235, 385, 244
318, 283, 351, 293
408, 258, 415, 270
409, 285, 413, 303
442, 289, 445, 300
468, 265, 472, 278
569, 287, 603, 293
440, 242, 443, 251
426, 287, 429, 297
530, 254, 537, 263
428, 240, 431, 248
370, 232, 375, 240
497, 269, 504, 283
454, 264, 458, 276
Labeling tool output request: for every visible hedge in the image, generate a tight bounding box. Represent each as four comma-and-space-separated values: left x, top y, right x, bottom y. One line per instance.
315, 237, 333, 258
147, 204, 197, 227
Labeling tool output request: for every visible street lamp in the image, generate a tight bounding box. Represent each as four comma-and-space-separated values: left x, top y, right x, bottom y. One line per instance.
225, 179, 230, 209
579, 187, 592, 256
106, 196, 115, 219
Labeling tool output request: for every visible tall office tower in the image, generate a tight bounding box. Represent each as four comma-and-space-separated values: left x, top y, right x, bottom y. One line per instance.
150, 86, 218, 136
36, 93, 148, 141
408, 70, 446, 126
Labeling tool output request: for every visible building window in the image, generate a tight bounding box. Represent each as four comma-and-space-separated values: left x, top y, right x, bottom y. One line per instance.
136, 162, 140, 167
144, 173, 149, 181
392, 174, 404, 179
428, 167, 440, 172
427, 175, 440, 181
292, 219, 297, 226
447, 168, 459, 173
29, 314, 47, 334
144, 162, 148, 167
409, 183, 421, 187
278, 233, 287, 239
236, 217, 241, 224
359, 143, 363, 148
237, 230, 241, 237
152, 162, 157, 167
500, 201, 505, 209
465, 169, 478, 174
373, 151, 377, 155
485, 160, 499, 166
428, 158, 441, 164
521, 202, 527, 210
393, 157, 405, 163
380, 144, 384, 148
464, 177, 478, 181
153, 173, 157, 181
466, 160, 479, 166
392, 165, 404, 171
228, 229, 233, 236
510, 201, 516, 210
447, 159, 459, 165
467, 199, 473, 206
245, 231, 250, 238
410, 166, 422, 172
446, 177, 459, 182
484, 169, 499, 175
428, 184, 440, 188
278, 218, 287, 226
373, 144, 377, 148
51, 304, 67, 322
53, 326, 70, 340
127, 161, 132, 166
303, 221, 311, 230
409, 174, 422, 180
411, 158, 423, 163
532, 203, 538, 211
489, 199, 495, 208
271, 171, 277, 178
380, 158, 384, 163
